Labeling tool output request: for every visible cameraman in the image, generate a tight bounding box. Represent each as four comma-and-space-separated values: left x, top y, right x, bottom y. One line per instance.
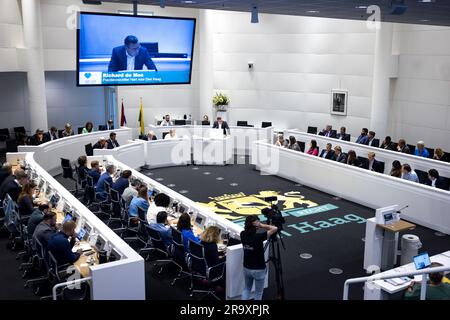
241, 215, 278, 300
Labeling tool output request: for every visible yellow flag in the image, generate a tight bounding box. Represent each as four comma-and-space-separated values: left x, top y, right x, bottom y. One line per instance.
138, 98, 144, 135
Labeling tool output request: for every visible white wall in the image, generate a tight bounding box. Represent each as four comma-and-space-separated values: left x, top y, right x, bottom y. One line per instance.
391, 24, 450, 150
208, 11, 376, 138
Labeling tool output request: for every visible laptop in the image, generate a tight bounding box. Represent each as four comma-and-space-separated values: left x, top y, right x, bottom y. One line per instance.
414, 252, 431, 270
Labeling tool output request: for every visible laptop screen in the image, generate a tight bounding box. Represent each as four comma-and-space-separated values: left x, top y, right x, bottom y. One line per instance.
413, 252, 431, 270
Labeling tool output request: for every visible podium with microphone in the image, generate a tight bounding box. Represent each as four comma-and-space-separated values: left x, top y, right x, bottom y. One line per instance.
364, 205, 416, 272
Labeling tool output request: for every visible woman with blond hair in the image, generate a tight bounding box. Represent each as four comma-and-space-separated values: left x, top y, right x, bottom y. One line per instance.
200, 225, 225, 267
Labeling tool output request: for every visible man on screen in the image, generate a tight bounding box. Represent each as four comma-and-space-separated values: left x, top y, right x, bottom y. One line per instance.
108, 35, 158, 72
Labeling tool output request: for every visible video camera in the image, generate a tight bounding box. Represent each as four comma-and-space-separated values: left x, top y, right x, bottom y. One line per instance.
262, 196, 285, 232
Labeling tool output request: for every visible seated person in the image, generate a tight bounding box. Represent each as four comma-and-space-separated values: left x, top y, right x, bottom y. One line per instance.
319, 125, 335, 138
390, 160, 402, 178
177, 212, 200, 252
414, 141, 430, 158
404, 262, 450, 300
81, 121, 94, 134
27, 203, 51, 241
425, 169, 447, 190
92, 137, 107, 149
128, 185, 150, 221
29, 129, 45, 146
141, 130, 157, 141
212, 117, 230, 135
346, 150, 361, 167
77, 155, 88, 184
366, 152, 383, 173
355, 128, 369, 145
108, 35, 158, 72
149, 211, 172, 249
0, 169, 28, 202
380, 136, 395, 151
47, 220, 82, 266
164, 129, 178, 140
17, 181, 37, 220
106, 119, 114, 130
367, 131, 378, 147
200, 225, 225, 268
202, 115, 209, 123
433, 148, 448, 162
107, 132, 120, 149
43, 127, 58, 142
333, 146, 347, 163
336, 126, 350, 141
62, 123, 74, 137
87, 160, 101, 185
96, 164, 115, 200
160, 114, 173, 126
401, 163, 419, 183
287, 136, 301, 151
0, 162, 12, 187
275, 134, 286, 147
147, 192, 171, 224
112, 170, 132, 196
122, 178, 140, 207
319, 143, 335, 159
397, 139, 410, 154
306, 140, 318, 156
32, 211, 57, 250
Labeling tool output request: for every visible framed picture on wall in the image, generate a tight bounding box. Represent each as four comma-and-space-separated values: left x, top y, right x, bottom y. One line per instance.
331, 90, 348, 116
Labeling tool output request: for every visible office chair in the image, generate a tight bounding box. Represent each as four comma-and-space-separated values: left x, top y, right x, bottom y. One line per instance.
201, 121, 210, 126
188, 240, 225, 300
297, 141, 305, 153
236, 121, 248, 127
0, 128, 10, 140
170, 227, 192, 287
108, 189, 124, 227
85, 175, 107, 216
24, 237, 50, 295
98, 125, 106, 131
57, 129, 64, 138
136, 206, 149, 246
415, 169, 428, 184
426, 148, 434, 159
84, 143, 93, 156
174, 120, 186, 125
60, 158, 79, 195
357, 156, 369, 169
143, 226, 174, 272
13, 126, 26, 140
371, 138, 380, 148
162, 132, 169, 139
114, 198, 141, 243
307, 126, 318, 135
261, 122, 272, 128
407, 144, 415, 154
77, 127, 84, 135
6, 139, 18, 152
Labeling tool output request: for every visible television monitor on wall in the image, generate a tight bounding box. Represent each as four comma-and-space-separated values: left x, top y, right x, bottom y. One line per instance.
77, 12, 196, 86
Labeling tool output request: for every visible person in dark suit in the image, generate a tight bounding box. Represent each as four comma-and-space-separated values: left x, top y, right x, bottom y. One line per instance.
112, 170, 132, 197
106, 120, 114, 131
47, 220, 82, 266
107, 132, 120, 149
365, 152, 383, 173
319, 125, 336, 138
397, 139, 410, 154
336, 127, 350, 141
92, 137, 107, 150
380, 136, 395, 151
426, 169, 448, 190
29, 129, 45, 146
212, 117, 230, 135
319, 143, 335, 160
200, 225, 225, 272
108, 35, 158, 72
333, 146, 347, 163
17, 181, 37, 220
43, 127, 58, 142
87, 161, 101, 185
0, 169, 28, 202
140, 130, 157, 141
367, 131, 379, 147
96, 164, 115, 201
0, 162, 12, 187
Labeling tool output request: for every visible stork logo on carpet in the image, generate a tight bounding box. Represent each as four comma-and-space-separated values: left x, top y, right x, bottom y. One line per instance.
197, 190, 367, 236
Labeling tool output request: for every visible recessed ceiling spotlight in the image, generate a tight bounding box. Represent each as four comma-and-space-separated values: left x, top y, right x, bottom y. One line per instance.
417, 0, 435, 3
307, 10, 320, 13
419, 19, 430, 22
181, 0, 196, 3
355, 5, 368, 9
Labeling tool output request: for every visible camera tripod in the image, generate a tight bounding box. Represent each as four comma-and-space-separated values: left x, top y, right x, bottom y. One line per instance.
264, 232, 285, 300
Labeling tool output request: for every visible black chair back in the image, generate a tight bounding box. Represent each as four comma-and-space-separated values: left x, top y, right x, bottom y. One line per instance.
98, 125, 106, 131
261, 122, 272, 128
426, 148, 434, 159
297, 141, 305, 153
57, 129, 64, 138
85, 175, 95, 202
61, 158, 74, 179
85, 143, 93, 156
147, 226, 169, 253
407, 144, 416, 154
372, 138, 380, 147
188, 240, 207, 276
78, 127, 84, 134
201, 121, 210, 126
379, 161, 385, 174
237, 121, 248, 127
307, 126, 317, 134
6, 139, 18, 152
358, 156, 369, 169
174, 120, 186, 125
0, 128, 10, 139
331, 130, 337, 138
162, 132, 169, 139
110, 189, 121, 218
171, 227, 187, 267
415, 169, 428, 184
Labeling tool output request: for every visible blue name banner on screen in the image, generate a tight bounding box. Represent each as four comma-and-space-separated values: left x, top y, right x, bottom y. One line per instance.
77, 12, 196, 86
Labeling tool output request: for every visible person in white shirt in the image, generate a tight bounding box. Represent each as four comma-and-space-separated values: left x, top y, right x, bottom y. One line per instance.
160, 115, 173, 127
122, 178, 141, 207
275, 134, 286, 147
164, 129, 178, 140
146, 193, 171, 224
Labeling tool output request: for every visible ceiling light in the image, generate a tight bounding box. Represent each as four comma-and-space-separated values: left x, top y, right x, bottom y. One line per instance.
306, 10, 320, 13
355, 6, 368, 9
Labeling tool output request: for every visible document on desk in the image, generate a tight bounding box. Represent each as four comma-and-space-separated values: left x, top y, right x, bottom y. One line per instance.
385, 277, 409, 286
72, 243, 92, 252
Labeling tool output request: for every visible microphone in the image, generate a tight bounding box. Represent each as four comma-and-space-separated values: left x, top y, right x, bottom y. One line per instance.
396, 205, 409, 213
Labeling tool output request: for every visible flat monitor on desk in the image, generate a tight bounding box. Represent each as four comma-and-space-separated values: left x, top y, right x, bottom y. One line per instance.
194, 214, 205, 229
108, 248, 122, 262
179, 204, 188, 214
62, 213, 73, 224
38, 178, 45, 190
414, 252, 431, 270
95, 235, 106, 251
375, 205, 399, 225
50, 194, 60, 208
76, 228, 88, 241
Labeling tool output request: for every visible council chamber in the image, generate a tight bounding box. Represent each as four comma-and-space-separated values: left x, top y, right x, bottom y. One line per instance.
0, 0, 449, 305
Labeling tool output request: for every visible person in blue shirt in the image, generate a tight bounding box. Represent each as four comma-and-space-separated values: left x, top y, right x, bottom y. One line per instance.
414, 141, 430, 158
112, 170, 132, 196
87, 160, 101, 185
401, 163, 420, 183
177, 212, 200, 252
96, 164, 115, 200
47, 220, 82, 266
149, 211, 172, 249
355, 128, 369, 144
128, 185, 150, 224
